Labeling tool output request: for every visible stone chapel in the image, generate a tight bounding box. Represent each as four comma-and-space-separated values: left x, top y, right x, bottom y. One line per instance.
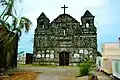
33, 5, 97, 66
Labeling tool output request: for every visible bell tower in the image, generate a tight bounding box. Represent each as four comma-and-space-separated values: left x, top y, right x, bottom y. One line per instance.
81, 10, 96, 34
37, 12, 50, 29
80, 10, 97, 62
81, 10, 95, 27
34, 12, 50, 55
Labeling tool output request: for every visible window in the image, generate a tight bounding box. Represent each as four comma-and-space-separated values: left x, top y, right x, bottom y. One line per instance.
86, 23, 89, 28
41, 22, 45, 29
115, 60, 120, 74
42, 25, 44, 28
86, 20, 90, 28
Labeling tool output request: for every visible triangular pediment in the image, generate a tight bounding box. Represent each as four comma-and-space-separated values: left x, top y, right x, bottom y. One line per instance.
51, 14, 79, 23
37, 12, 49, 20
83, 10, 93, 17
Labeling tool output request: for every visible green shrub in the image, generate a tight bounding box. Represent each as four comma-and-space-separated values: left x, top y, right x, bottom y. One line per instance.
79, 61, 91, 76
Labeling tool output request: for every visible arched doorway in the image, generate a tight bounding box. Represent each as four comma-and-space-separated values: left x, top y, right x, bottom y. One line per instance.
59, 51, 69, 66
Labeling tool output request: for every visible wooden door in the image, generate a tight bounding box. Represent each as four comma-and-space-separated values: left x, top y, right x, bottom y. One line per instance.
59, 52, 69, 66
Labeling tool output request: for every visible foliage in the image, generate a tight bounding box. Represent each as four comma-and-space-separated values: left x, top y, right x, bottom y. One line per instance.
0, 0, 32, 68
79, 61, 92, 76
0, 0, 32, 45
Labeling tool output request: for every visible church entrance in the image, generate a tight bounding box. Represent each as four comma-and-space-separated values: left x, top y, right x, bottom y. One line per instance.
59, 51, 69, 66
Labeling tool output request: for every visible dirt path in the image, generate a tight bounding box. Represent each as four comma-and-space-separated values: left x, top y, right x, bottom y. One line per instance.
16, 66, 112, 80
17, 66, 78, 80
36, 67, 78, 80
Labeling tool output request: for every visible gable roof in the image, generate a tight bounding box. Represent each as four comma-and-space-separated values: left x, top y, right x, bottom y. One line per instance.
37, 12, 49, 20
83, 10, 94, 17
51, 14, 79, 23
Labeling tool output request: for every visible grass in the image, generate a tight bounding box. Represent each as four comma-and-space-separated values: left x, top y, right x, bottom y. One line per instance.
18, 63, 57, 67
17, 64, 80, 68
17, 64, 33, 66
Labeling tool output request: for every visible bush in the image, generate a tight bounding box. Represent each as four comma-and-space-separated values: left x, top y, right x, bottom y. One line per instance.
79, 61, 91, 76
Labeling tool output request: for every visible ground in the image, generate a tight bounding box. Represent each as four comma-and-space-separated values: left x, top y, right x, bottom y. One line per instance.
9, 65, 112, 80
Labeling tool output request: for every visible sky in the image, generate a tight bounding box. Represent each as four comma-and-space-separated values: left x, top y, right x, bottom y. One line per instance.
10, 0, 120, 53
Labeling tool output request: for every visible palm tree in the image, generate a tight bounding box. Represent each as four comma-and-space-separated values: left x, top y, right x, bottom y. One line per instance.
0, 0, 32, 69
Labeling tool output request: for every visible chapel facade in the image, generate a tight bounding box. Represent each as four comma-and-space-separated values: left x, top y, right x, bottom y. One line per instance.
33, 6, 97, 66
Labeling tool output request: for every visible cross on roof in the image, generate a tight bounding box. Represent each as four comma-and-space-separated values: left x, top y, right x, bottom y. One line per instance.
61, 5, 68, 14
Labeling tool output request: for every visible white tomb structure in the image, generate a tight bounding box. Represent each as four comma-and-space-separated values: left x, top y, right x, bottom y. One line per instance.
17, 53, 26, 64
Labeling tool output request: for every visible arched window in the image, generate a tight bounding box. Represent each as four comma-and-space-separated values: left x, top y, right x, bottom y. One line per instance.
86, 21, 90, 28
86, 23, 89, 28
40, 22, 45, 29
42, 24, 44, 28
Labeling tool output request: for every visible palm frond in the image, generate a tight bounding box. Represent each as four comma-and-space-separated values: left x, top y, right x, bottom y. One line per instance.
5, 22, 11, 29
0, 0, 8, 6
21, 17, 32, 25
0, 19, 11, 30
2, 0, 14, 21
12, 16, 18, 30
24, 22, 30, 32
0, 0, 33, 68
19, 19, 24, 29
20, 17, 32, 32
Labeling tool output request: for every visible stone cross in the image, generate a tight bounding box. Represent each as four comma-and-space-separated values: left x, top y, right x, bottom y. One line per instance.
61, 4, 68, 14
